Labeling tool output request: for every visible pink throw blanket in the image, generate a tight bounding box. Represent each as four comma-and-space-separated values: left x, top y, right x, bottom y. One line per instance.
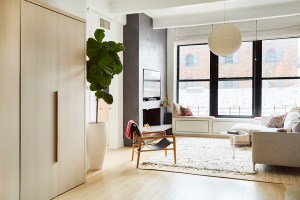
125, 120, 137, 139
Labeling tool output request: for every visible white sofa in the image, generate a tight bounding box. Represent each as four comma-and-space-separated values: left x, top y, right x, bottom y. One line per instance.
252, 131, 300, 169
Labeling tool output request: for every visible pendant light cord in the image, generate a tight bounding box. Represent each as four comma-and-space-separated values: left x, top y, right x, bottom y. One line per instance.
256, 20, 258, 41
255, 20, 258, 61
224, 1, 226, 24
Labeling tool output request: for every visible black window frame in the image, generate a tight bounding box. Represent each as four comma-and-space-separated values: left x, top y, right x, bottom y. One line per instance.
177, 44, 211, 116
261, 38, 300, 115
177, 37, 300, 118
217, 41, 254, 118
177, 41, 258, 118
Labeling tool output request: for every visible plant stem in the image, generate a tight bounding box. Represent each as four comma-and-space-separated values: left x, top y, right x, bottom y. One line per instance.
96, 98, 99, 123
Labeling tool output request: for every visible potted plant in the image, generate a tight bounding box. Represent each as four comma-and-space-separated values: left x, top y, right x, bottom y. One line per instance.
161, 97, 169, 107
86, 29, 125, 170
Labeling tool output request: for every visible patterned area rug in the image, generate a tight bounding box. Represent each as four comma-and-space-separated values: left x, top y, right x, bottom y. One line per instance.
140, 137, 300, 185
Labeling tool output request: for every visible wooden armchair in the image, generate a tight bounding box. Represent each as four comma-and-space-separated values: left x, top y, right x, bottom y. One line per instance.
130, 123, 176, 168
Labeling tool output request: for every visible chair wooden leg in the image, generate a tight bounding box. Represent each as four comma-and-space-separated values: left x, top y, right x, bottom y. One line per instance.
173, 137, 177, 164
131, 133, 136, 161
253, 163, 256, 171
131, 144, 135, 161
165, 149, 167, 156
136, 138, 142, 168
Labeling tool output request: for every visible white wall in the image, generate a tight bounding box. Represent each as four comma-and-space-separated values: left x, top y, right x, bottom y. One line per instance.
38, 0, 87, 19
87, 0, 125, 149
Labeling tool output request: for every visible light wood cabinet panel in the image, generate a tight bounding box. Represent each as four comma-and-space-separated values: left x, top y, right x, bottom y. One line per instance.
1, 0, 86, 199
57, 15, 86, 194
21, 1, 58, 199
0, 0, 20, 199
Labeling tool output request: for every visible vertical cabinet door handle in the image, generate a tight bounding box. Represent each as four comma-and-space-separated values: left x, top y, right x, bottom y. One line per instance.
54, 91, 59, 163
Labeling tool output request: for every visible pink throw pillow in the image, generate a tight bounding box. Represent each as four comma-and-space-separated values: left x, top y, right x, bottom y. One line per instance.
180, 106, 193, 116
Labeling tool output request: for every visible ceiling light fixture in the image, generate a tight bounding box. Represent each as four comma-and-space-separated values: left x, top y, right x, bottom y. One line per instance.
208, 1, 242, 56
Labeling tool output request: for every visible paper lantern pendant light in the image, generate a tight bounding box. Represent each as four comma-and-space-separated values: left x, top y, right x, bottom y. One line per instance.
208, 23, 242, 56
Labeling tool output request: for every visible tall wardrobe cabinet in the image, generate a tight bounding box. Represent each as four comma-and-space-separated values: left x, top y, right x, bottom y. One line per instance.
0, 0, 86, 199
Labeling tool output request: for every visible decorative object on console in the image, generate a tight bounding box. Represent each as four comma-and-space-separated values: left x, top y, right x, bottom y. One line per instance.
143, 123, 150, 129
180, 106, 193, 116
267, 113, 287, 128
161, 97, 169, 107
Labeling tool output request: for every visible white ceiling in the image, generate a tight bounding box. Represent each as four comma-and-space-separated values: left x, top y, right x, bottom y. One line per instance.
105, 0, 300, 29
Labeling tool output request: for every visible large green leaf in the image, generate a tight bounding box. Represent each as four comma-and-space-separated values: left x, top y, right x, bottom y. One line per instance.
87, 38, 99, 49
98, 54, 113, 67
114, 63, 123, 74
116, 43, 125, 52
98, 74, 111, 87
87, 48, 98, 60
87, 65, 101, 83
95, 91, 104, 99
103, 92, 113, 104
94, 29, 105, 43
89, 83, 97, 91
102, 65, 114, 76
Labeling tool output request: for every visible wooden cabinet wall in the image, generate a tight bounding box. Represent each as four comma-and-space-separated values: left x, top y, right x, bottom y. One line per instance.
0, 0, 86, 199
0, 0, 20, 199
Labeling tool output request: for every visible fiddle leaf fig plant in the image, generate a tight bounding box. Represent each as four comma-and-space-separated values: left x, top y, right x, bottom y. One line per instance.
87, 29, 125, 122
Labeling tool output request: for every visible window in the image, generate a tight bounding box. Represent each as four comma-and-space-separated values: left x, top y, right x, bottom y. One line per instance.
218, 42, 253, 116
224, 55, 233, 64
261, 38, 300, 116
178, 81, 210, 115
219, 43, 252, 78
179, 45, 210, 80
262, 79, 300, 115
178, 44, 210, 115
218, 80, 252, 116
176, 37, 300, 118
265, 49, 277, 62
185, 54, 194, 66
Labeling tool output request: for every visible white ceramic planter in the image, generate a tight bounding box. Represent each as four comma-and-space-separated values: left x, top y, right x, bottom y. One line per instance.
86, 122, 108, 170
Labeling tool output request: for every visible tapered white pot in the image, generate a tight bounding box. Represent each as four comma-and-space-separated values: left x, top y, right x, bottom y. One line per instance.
86, 122, 108, 170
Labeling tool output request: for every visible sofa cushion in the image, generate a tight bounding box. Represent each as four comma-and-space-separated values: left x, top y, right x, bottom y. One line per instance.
231, 123, 277, 134
284, 112, 300, 129
267, 113, 287, 128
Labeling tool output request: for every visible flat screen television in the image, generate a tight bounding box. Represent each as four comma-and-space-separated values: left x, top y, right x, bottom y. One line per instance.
143, 69, 161, 101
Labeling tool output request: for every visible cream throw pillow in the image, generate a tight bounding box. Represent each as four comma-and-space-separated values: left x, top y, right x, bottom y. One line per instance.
292, 122, 300, 132
284, 112, 300, 129
173, 102, 182, 116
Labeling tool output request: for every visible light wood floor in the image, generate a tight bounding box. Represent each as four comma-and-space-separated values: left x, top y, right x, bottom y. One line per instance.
54, 146, 300, 200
